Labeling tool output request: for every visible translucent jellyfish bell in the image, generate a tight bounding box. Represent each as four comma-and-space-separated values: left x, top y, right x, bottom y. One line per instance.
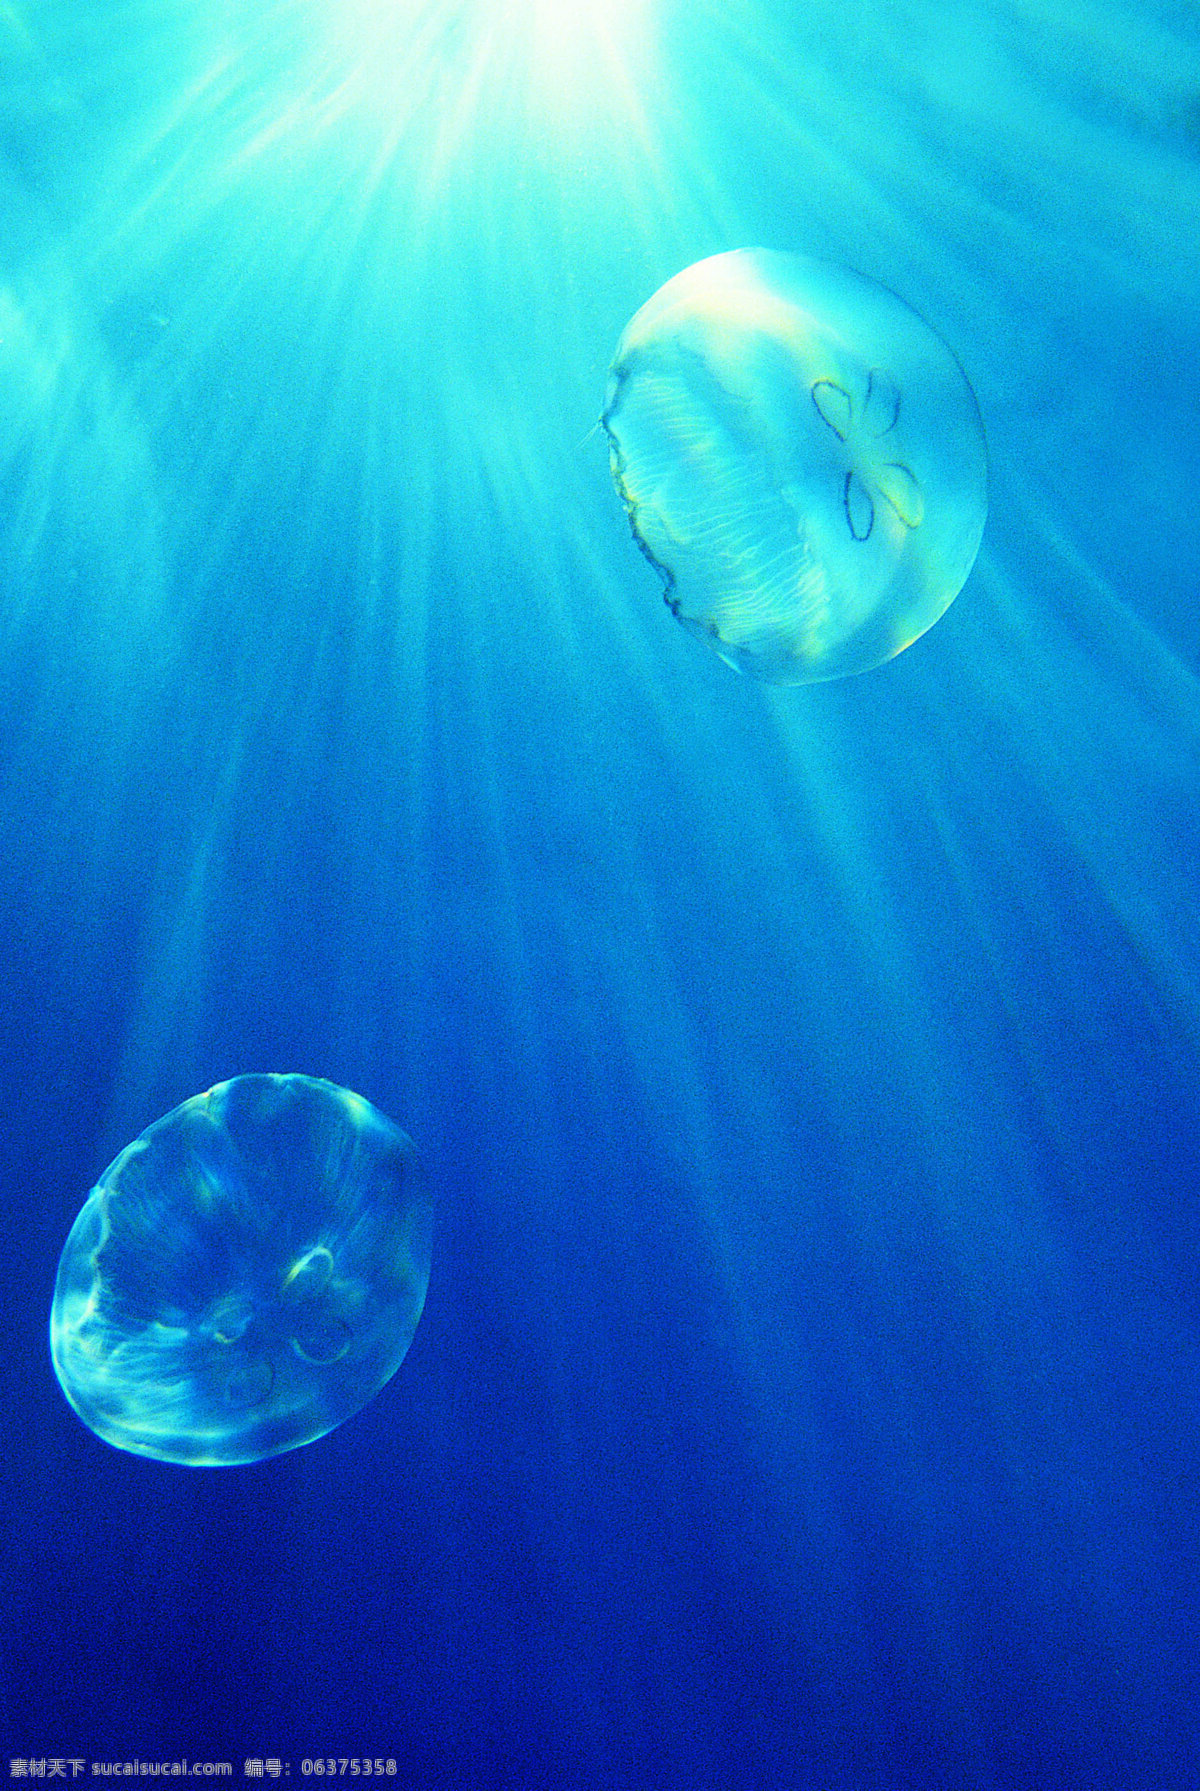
602, 249, 988, 683
49, 1075, 432, 1466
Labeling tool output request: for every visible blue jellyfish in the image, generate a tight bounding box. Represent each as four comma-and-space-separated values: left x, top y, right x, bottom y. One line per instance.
49, 1075, 432, 1465
602, 249, 987, 683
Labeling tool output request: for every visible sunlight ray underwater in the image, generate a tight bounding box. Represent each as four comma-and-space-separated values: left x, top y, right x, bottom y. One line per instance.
4, 0, 1200, 1774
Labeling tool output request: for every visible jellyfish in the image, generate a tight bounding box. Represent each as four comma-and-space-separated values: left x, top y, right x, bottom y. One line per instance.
49, 1075, 432, 1466
602, 249, 987, 683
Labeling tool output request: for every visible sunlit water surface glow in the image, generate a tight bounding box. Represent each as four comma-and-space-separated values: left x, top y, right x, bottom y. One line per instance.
5, 0, 1200, 1780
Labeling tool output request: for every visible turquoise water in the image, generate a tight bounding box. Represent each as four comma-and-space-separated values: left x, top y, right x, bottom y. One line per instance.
3, 1, 1200, 1783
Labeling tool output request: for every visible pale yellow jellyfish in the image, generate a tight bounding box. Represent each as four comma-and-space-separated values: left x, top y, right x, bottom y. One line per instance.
603, 249, 987, 683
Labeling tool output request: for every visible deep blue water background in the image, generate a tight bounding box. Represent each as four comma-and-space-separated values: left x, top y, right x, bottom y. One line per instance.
3, 0, 1200, 1785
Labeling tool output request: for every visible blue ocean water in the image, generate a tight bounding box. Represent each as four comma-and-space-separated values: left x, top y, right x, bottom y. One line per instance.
3, 0, 1200, 1785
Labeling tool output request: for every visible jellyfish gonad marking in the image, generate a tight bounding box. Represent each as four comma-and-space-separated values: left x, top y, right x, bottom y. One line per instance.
811, 369, 925, 542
